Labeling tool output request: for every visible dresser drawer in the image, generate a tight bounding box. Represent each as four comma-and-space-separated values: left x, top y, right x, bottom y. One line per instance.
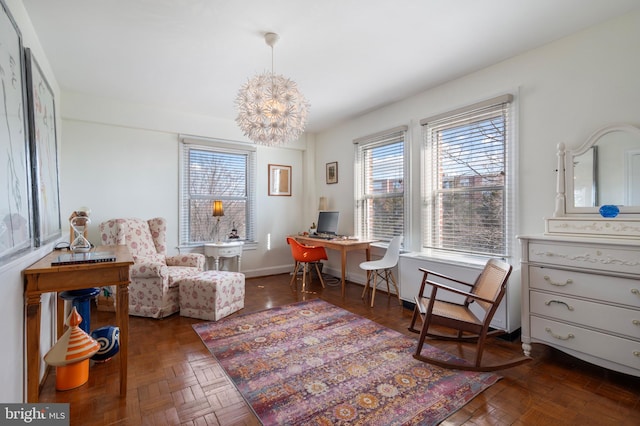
530, 291, 640, 338
216, 247, 242, 256
529, 266, 640, 308
528, 241, 640, 275
531, 316, 640, 372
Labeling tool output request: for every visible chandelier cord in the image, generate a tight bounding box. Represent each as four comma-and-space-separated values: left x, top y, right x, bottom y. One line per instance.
271, 43, 275, 76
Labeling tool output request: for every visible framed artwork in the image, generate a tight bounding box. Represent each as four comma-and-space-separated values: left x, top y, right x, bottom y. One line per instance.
326, 161, 338, 184
268, 164, 291, 196
0, 1, 32, 263
25, 48, 61, 246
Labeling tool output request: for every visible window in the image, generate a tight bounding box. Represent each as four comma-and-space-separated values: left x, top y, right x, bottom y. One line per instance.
421, 95, 513, 257
179, 136, 256, 246
354, 126, 407, 242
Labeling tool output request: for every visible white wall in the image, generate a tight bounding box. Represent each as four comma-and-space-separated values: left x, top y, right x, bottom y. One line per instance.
60, 95, 309, 277
2, 0, 62, 403
313, 11, 640, 282
4, 2, 639, 402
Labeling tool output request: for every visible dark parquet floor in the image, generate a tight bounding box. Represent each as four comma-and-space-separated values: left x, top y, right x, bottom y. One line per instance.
39, 273, 640, 425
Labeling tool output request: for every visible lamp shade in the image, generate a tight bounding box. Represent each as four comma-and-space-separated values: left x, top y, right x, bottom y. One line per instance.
318, 197, 328, 211
212, 200, 224, 217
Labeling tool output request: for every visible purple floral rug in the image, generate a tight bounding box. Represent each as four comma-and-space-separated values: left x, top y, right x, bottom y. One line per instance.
193, 299, 500, 425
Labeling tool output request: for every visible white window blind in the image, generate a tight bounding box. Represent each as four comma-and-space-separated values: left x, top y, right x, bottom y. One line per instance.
179, 136, 256, 246
354, 126, 407, 242
421, 95, 513, 257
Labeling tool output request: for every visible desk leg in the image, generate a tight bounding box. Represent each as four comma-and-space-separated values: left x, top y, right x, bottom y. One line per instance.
117, 282, 129, 397
341, 249, 347, 297
215, 257, 220, 271
25, 293, 42, 403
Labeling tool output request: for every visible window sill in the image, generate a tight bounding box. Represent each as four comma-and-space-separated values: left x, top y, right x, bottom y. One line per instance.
400, 249, 495, 269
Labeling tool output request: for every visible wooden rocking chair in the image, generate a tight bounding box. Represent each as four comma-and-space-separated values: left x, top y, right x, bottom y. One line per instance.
408, 258, 531, 371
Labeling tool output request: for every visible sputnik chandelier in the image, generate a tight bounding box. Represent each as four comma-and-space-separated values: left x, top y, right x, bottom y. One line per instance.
235, 32, 310, 146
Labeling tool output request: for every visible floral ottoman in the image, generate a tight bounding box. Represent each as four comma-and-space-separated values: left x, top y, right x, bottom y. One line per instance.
178, 270, 245, 321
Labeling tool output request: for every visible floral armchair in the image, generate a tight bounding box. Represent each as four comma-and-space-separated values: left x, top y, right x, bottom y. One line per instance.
99, 217, 205, 318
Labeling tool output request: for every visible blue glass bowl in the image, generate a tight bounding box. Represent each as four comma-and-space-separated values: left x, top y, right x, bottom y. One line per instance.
599, 205, 619, 218
90, 326, 120, 362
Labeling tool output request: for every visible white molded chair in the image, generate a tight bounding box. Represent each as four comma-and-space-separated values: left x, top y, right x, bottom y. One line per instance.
359, 235, 403, 307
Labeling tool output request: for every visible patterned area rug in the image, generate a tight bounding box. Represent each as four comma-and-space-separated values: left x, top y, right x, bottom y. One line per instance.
193, 299, 500, 425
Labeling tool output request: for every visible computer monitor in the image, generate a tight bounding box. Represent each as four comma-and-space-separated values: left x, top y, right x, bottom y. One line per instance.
316, 211, 339, 235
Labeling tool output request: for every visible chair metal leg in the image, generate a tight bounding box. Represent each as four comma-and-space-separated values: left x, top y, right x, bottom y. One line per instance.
384, 269, 391, 295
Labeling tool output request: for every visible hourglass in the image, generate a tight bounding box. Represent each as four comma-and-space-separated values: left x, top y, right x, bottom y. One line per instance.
69, 209, 92, 252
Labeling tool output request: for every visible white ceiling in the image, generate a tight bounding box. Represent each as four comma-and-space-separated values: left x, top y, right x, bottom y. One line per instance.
22, 0, 640, 133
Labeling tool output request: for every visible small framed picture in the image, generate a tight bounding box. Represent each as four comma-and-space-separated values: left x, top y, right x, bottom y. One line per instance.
268, 164, 291, 196
326, 162, 338, 184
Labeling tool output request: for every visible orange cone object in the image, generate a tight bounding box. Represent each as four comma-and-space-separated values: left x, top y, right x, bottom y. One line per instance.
44, 307, 100, 390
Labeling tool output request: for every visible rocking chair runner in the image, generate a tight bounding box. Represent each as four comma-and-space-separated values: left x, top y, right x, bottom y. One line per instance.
408, 258, 531, 372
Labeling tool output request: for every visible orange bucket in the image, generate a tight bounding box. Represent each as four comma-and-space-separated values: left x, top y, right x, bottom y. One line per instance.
55, 359, 90, 391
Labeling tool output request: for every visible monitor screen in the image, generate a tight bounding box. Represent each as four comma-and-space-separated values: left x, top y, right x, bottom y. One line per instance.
316, 211, 339, 235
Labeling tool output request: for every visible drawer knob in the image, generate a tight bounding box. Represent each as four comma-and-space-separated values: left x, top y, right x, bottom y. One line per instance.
545, 327, 574, 341
632, 288, 640, 296
545, 300, 574, 311
635, 351, 640, 358
633, 320, 640, 326
544, 276, 573, 287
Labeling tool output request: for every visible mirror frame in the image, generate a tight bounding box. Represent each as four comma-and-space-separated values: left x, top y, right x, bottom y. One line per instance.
555, 123, 640, 216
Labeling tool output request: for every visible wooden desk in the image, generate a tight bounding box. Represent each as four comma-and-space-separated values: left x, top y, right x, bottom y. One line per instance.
23, 245, 133, 402
294, 236, 375, 296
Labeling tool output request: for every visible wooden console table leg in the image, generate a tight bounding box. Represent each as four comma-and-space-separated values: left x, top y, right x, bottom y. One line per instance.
117, 282, 129, 397
56, 294, 65, 338
25, 293, 42, 403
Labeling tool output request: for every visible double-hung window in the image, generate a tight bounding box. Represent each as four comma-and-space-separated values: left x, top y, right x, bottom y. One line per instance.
354, 126, 407, 242
421, 95, 514, 257
179, 136, 256, 246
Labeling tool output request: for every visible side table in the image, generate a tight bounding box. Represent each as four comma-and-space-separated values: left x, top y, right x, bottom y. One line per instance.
204, 241, 244, 271
23, 245, 133, 402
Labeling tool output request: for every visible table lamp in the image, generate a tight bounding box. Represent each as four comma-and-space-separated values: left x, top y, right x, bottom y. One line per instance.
212, 200, 224, 242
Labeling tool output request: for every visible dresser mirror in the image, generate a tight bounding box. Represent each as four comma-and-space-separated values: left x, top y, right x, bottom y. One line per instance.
557, 123, 640, 216
546, 123, 640, 238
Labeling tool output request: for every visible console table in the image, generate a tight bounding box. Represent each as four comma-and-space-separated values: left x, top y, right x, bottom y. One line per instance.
23, 245, 133, 402
204, 241, 244, 271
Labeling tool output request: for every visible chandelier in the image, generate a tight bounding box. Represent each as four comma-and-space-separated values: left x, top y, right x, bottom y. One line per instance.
235, 32, 310, 146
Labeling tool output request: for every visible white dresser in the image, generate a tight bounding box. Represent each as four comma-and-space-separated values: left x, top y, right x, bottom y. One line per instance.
519, 234, 640, 376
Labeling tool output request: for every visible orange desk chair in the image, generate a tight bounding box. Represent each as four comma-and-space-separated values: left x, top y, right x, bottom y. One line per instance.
286, 237, 328, 293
